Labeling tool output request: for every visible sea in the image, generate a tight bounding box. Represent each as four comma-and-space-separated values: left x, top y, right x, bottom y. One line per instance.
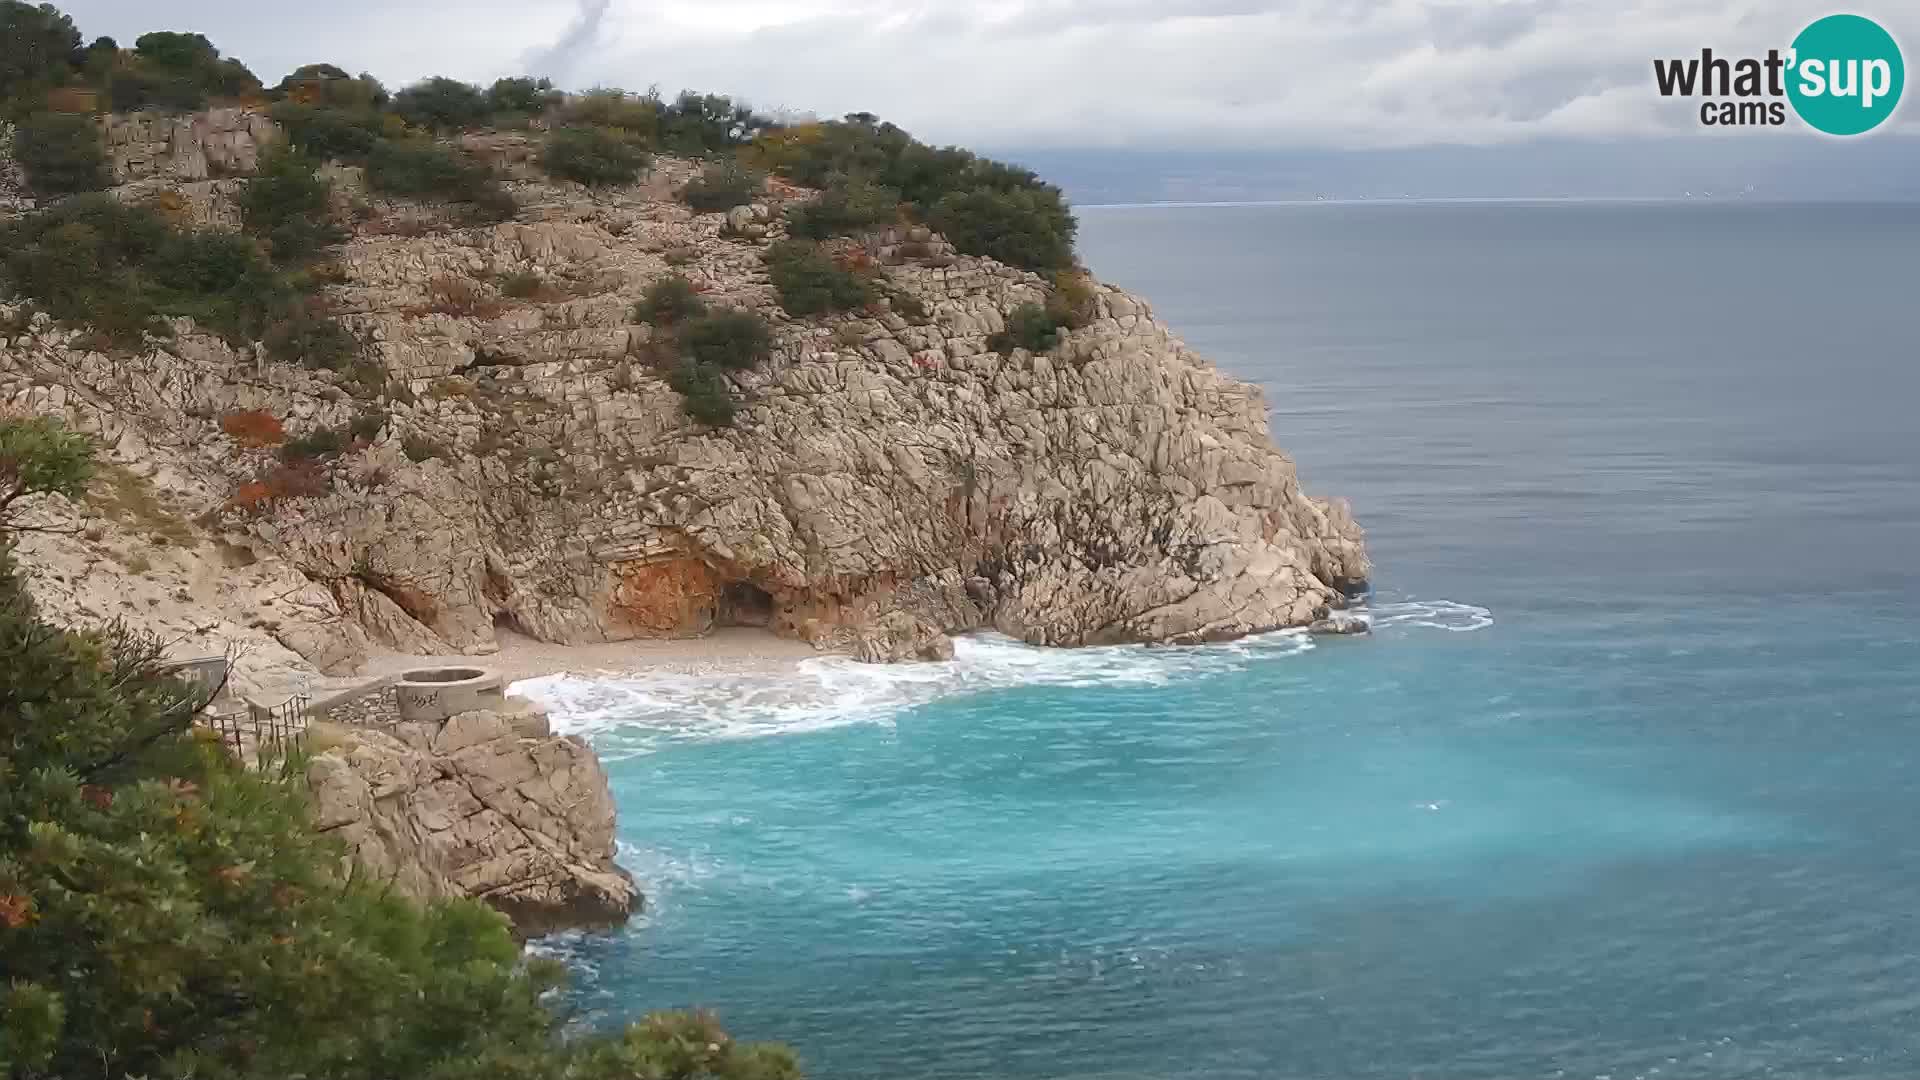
516, 200, 1920, 1080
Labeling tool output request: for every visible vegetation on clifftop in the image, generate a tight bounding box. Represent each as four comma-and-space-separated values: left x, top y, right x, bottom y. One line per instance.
0, 416, 800, 1078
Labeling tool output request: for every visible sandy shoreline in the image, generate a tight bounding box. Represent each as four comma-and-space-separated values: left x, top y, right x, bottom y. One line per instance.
353, 627, 825, 687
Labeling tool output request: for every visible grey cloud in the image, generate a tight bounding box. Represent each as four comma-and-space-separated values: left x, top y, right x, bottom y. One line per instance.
525, 0, 614, 85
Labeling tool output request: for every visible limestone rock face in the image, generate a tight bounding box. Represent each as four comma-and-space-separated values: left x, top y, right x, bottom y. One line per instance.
306, 707, 639, 935
0, 108, 1369, 673
103, 107, 275, 183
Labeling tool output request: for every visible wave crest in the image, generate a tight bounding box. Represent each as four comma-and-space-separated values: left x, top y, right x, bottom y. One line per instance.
511, 600, 1489, 750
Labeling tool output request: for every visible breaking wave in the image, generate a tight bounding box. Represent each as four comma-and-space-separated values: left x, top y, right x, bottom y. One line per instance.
510, 597, 1489, 755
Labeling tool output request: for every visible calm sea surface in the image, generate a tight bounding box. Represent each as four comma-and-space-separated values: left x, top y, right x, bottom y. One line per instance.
522, 201, 1920, 1080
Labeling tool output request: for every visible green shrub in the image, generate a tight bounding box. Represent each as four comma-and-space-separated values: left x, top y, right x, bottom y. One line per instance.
279, 423, 347, 462
988, 301, 1065, 354
886, 286, 927, 319
14, 112, 109, 198
0, 418, 802, 1080
681, 159, 763, 212
633, 274, 705, 326
267, 102, 384, 161
392, 75, 488, 131
560, 88, 660, 140
658, 90, 766, 155
542, 126, 649, 187
486, 75, 558, 115
0, 1, 83, 107
785, 174, 898, 239
401, 433, 446, 462
263, 304, 357, 370
749, 114, 1079, 267
499, 271, 545, 299
929, 185, 1076, 271
366, 139, 514, 221
668, 359, 736, 426
348, 410, 386, 441
242, 148, 343, 262
682, 308, 771, 371
272, 64, 387, 109
0, 197, 161, 342
0, 196, 297, 346
143, 228, 290, 340
101, 30, 260, 113
764, 240, 872, 316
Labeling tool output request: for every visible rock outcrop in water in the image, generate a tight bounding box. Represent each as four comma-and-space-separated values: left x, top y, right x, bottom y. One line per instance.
0, 108, 1369, 681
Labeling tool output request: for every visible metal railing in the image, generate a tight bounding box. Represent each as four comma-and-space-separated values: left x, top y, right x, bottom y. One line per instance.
205, 694, 311, 760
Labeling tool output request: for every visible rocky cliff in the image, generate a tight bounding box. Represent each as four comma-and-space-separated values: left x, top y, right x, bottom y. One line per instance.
0, 109, 1368, 684
306, 703, 639, 936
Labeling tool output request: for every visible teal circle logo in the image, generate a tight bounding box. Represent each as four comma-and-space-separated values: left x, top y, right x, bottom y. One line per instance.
1787, 14, 1904, 135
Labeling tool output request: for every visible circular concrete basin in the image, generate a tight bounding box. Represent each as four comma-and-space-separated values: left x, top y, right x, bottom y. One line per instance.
395, 666, 506, 723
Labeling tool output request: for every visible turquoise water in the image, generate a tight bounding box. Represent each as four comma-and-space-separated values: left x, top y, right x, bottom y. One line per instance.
519, 202, 1920, 1079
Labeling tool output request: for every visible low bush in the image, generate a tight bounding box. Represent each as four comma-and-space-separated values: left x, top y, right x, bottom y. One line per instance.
366, 139, 514, 221
929, 186, 1077, 271
632, 274, 705, 326
1048, 268, 1097, 327
785, 174, 898, 239
764, 240, 872, 316
279, 424, 347, 462
657, 90, 767, 155
988, 301, 1065, 354
401, 434, 446, 462
348, 410, 386, 441
885, 286, 928, 319
747, 114, 1080, 268
559, 88, 660, 140
0, 196, 296, 347
681, 159, 763, 212
682, 308, 771, 371
486, 75, 559, 115
14, 112, 109, 198
242, 148, 343, 262
272, 64, 388, 109
228, 460, 330, 511
542, 126, 649, 187
263, 303, 358, 370
267, 102, 384, 161
220, 409, 284, 447
668, 359, 736, 426
499, 271, 545, 299
392, 75, 489, 131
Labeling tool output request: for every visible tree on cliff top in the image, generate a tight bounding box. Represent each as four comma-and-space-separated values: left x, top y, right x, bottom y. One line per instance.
0, 418, 801, 1079
0, 1, 82, 109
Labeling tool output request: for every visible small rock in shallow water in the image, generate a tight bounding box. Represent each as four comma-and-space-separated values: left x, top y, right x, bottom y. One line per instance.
1310, 614, 1371, 636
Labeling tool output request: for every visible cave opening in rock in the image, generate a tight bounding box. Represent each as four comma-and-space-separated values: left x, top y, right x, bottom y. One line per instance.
719, 581, 774, 628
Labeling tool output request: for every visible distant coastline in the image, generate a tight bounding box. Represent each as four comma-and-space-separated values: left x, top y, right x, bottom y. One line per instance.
1075, 194, 1920, 210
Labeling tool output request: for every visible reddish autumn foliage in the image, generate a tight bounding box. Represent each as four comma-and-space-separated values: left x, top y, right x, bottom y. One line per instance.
220, 410, 285, 448
225, 462, 330, 515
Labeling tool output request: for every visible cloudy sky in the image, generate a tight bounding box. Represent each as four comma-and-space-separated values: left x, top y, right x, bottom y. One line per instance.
52, 0, 1920, 149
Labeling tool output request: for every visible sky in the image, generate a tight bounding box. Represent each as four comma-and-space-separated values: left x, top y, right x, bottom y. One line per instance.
50, 0, 1920, 152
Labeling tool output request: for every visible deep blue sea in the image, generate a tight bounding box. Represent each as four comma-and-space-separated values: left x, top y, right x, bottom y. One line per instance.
519, 201, 1920, 1080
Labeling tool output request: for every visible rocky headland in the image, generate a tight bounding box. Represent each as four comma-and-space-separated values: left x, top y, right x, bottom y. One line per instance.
2, 107, 1368, 690
2, 103, 1367, 933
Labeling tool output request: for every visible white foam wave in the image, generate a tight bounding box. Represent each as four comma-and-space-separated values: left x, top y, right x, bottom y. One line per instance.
512, 629, 1316, 751
511, 601, 1489, 750
1359, 598, 1494, 633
